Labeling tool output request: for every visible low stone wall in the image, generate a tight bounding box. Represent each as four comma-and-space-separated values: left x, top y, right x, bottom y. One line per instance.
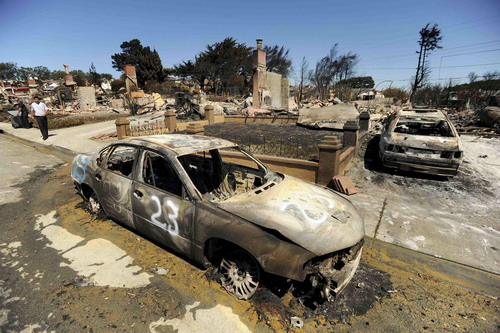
219, 150, 319, 183
115, 109, 370, 185
224, 115, 298, 124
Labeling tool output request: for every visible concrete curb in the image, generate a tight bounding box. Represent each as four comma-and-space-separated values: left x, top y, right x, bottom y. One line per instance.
1, 131, 77, 162
365, 237, 499, 299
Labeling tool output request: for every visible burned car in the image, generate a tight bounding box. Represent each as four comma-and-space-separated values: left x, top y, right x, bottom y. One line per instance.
71, 134, 364, 300
379, 108, 463, 177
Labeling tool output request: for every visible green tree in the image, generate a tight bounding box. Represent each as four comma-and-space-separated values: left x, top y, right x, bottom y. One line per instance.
70, 70, 87, 86
111, 39, 164, 87
32, 66, 51, 80
51, 70, 66, 80
263, 45, 292, 77
338, 76, 374, 88
0, 62, 19, 80
17, 67, 34, 81
174, 37, 252, 94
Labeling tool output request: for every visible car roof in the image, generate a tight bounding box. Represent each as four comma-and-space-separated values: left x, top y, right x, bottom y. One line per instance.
127, 134, 237, 155
397, 108, 447, 120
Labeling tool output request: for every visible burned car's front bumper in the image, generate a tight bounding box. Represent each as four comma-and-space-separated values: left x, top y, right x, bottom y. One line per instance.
381, 151, 461, 176
303, 239, 364, 300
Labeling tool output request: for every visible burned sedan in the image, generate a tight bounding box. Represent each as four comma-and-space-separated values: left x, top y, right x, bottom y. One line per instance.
71, 134, 364, 300
379, 108, 463, 177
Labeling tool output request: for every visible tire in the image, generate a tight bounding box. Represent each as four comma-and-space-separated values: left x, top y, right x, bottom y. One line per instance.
219, 249, 260, 300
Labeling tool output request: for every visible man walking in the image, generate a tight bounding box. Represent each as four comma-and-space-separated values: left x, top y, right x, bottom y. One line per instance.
16, 98, 31, 128
31, 96, 50, 140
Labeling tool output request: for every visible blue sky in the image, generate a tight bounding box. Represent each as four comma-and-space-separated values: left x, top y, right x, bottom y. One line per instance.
1, 0, 499, 88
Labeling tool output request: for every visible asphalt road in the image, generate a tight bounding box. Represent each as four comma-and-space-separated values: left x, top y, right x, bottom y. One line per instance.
0, 134, 498, 333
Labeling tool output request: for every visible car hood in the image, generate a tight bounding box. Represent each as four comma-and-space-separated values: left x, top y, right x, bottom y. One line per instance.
216, 176, 365, 256
386, 132, 462, 151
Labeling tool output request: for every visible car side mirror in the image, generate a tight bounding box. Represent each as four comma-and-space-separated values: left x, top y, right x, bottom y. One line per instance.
96, 157, 102, 166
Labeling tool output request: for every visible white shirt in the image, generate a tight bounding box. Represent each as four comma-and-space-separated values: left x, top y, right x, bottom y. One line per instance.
31, 102, 48, 116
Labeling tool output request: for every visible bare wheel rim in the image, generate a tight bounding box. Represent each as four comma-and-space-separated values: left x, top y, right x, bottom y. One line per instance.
88, 194, 101, 214
219, 250, 260, 300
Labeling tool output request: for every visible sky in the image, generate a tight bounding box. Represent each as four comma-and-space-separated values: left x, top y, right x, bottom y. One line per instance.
1, 0, 499, 89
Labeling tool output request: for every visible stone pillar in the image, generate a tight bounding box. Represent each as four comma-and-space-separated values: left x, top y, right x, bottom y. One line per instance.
186, 122, 204, 135
281, 78, 290, 110
115, 117, 130, 140
164, 110, 177, 133
343, 120, 359, 148
124, 65, 138, 92
77, 87, 97, 111
205, 105, 214, 124
359, 111, 370, 132
252, 38, 267, 109
317, 136, 342, 185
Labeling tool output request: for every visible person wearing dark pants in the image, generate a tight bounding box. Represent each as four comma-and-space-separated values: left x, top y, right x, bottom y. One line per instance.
16, 98, 31, 128
31, 96, 50, 140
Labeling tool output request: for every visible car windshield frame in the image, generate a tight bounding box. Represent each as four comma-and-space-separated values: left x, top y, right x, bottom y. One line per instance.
175, 146, 281, 202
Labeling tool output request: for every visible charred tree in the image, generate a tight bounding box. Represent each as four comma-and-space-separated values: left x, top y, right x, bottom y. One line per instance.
410, 23, 442, 103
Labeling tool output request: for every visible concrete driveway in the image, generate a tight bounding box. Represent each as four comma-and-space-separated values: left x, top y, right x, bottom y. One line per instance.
348, 134, 500, 274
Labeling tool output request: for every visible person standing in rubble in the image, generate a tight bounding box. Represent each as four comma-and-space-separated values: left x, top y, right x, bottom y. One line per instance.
31, 96, 50, 140
15, 98, 31, 128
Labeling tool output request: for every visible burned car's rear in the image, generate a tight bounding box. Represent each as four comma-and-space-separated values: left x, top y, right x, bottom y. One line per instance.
379, 108, 463, 176
70, 134, 364, 301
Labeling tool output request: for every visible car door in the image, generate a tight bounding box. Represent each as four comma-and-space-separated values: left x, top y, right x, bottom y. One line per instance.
131, 149, 195, 255
93, 144, 139, 229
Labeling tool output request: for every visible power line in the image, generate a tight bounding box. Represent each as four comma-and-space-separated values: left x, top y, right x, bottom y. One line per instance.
436, 39, 500, 52
351, 15, 500, 53
359, 62, 500, 70
364, 40, 500, 63
438, 48, 500, 58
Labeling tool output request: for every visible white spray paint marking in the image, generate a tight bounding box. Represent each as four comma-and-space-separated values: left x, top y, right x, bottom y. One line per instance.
35, 211, 151, 288
151, 195, 179, 236
149, 302, 251, 333
280, 191, 335, 225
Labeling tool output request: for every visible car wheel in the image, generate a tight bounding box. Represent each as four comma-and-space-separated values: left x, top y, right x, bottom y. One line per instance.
219, 249, 260, 300
87, 192, 102, 214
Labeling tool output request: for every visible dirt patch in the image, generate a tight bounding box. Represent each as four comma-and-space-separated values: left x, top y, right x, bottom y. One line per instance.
205, 122, 342, 160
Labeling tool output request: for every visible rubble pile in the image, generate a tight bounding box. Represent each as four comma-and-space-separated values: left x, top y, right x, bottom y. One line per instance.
298, 104, 359, 130
448, 108, 500, 136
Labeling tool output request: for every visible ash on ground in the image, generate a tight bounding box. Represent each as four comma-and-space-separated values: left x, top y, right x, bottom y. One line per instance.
295, 263, 392, 322
205, 123, 342, 160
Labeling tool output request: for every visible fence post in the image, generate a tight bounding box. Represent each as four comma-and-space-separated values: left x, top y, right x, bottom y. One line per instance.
359, 111, 370, 132
343, 120, 359, 148
317, 136, 342, 185
186, 122, 205, 135
205, 105, 214, 124
164, 110, 177, 133
115, 117, 130, 140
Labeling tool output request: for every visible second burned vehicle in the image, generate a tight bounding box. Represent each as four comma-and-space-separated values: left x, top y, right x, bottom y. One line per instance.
71, 134, 365, 301
379, 108, 463, 177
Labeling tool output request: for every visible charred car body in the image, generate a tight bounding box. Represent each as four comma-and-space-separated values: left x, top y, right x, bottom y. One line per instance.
71, 134, 364, 300
379, 108, 463, 177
